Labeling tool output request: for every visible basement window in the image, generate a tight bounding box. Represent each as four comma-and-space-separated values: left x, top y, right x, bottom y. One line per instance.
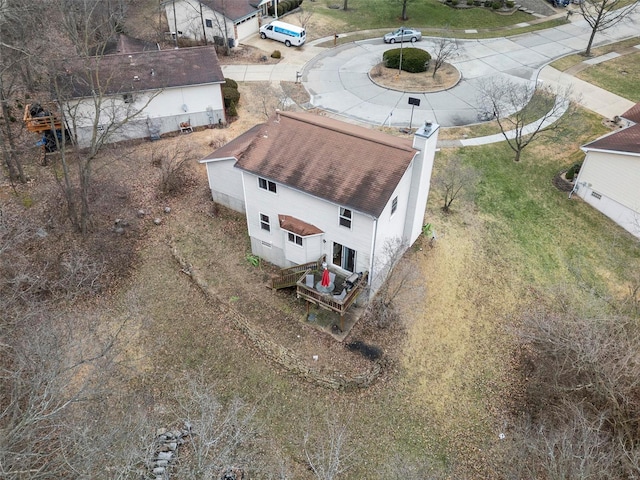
591, 191, 602, 200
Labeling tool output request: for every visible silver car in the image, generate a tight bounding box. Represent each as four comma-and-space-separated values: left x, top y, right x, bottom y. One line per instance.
383, 28, 422, 44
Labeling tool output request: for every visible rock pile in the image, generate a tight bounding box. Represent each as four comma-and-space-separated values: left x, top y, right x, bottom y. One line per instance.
147, 424, 191, 479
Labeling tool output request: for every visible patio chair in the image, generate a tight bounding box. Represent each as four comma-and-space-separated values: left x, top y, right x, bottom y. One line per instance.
305, 274, 314, 288
333, 288, 347, 302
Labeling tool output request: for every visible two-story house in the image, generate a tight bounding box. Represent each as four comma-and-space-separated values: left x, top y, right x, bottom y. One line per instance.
574, 102, 640, 239
200, 111, 439, 291
163, 0, 263, 47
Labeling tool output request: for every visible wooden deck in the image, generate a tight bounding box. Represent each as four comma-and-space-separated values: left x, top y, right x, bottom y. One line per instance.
296, 270, 368, 330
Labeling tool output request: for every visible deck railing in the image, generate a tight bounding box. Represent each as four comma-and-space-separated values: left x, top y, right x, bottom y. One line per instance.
296, 271, 369, 316
270, 255, 326, 290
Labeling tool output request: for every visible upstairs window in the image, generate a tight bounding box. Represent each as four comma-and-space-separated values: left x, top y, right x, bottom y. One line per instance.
205, 19, 213, 28
288, 232, 303, 246
391, 196, 398, 215
258, 177, 277, 193
260, 213, 270, 232
339, 207, 352, 228
123, 93, 133, 104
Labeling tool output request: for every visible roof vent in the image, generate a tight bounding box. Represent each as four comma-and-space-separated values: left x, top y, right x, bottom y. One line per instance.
133, 75, 140, 81
128, 55, 134, 65
275, 109, 280, 123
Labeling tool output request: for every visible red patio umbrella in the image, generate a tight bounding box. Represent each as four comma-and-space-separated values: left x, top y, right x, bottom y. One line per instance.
321, 266, 331, 287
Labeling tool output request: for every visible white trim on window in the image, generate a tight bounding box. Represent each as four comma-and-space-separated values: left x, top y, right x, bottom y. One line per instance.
287, 232, 303, 246
260, 213, 270, 232
391, 196, 398, 216
258, 177, 277, 193
339, 207, 352, 229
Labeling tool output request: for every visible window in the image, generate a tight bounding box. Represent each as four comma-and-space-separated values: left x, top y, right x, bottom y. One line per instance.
391, 196, 398, 215
260, 213, 270, 232
205, 19, 213, 28
123, 93, 133, 104
332, 242, 356, 272
591, 191, 602, 200
258, 177, 277, 193
288, 232, 303, 246
339, 207, 352, 228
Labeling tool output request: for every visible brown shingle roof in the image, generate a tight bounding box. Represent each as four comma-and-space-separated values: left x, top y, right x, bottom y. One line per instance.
59, 46, 224, 98
583, 123, 640, 155
622, 102, 640, 124
221, 111, 417, 218
278, 215, 323, 236
200, 0, 258, 21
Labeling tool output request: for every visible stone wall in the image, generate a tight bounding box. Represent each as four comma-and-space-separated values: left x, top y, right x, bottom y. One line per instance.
171, 246, 383, 390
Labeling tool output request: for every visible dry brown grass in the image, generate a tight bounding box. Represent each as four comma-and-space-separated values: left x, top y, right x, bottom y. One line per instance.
370, 62, 460, 93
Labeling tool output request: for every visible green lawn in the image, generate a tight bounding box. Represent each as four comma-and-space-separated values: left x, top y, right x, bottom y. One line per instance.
576, 51, 640, 102
306, 0, 537, 32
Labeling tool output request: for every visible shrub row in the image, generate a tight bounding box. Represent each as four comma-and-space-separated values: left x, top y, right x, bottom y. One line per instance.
268, 0, 303, 17
383, 48, 431, 73
223, 78, 240, 117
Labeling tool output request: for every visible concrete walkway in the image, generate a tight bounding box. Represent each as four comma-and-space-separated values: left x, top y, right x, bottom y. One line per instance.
222, 10, 639, 137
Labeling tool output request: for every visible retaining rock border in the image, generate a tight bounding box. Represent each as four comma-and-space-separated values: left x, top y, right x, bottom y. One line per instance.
171, 245, 384, 390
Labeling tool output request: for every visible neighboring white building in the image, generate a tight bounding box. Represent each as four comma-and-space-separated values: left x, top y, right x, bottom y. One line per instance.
163, 0, 263, 47
58, 38, 225, 147
575, 103, 640, 239
200, 111, 440, 291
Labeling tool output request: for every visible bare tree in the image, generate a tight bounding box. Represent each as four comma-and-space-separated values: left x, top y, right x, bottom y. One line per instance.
303, 411, 357, 480
430, 32, 457, 78
45, 0, 159, 234
395, 0, 416, 22
171, 374, 260, 479
578, 0, 638, 57
513, 304, 640, 478
0, 309, 129, 479
296, 8, 315, 29
477, 77, 574, 162
366, 237, 424, 329
150, 141, 195, 195
0, 0, 47, 184
433, 156, 481, 213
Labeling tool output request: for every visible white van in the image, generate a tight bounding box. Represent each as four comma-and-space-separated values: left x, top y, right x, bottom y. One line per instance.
259, 21, 306, 47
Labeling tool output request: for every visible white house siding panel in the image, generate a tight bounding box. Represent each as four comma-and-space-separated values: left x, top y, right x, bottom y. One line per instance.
575, 151, 640, 238
235, 15, 259, 43
204, 159, 245, 212
166, 0, 238, 43
68, 84, 224, 147
578, 151, 640, 211
241, 171, 375, 273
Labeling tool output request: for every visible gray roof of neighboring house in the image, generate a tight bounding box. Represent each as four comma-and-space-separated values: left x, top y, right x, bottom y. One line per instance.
203, 111, 418, 218
201, 0, 259, 21
58, 45, 224, 98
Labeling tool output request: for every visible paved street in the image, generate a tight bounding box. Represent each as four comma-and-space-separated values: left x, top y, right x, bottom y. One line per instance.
223, 11, 640, 129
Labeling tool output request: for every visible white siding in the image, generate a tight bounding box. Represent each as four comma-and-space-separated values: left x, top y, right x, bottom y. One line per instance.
575, 150, 640, 238
241, 171, 375, 273
165, 0, 257, 44
67, 84, 224, 147
203, 158, 245, 212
